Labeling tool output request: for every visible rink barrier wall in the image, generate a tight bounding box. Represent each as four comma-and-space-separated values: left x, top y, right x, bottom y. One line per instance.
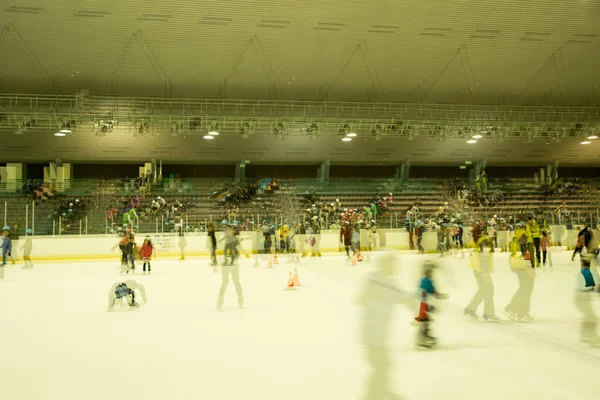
4, 226, 588, 262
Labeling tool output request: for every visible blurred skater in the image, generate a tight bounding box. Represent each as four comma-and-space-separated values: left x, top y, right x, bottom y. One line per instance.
464, 251, 499, 322
0, 228, 13, 266
20, 229, 33, 269
580, 250, 596, 291
108, 280, 147, 311
358, 251, 408, 400
216, 262, 244, 310
207, 222, 218, 265
413, 261, 448, 348
504, 252, 535, 322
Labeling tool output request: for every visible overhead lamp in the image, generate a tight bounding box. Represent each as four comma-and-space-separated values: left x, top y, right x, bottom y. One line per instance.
54, 132, 67, 137
466, 139, 477, 144
346, 132, 357, 137
203, 135, 214, 140
580, 140, 592, 145
472, 134, 483, 139
587, 135, 598, 139
342, 137, 352, 142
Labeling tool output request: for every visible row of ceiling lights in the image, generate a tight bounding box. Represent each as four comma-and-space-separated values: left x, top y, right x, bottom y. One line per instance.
581, 133, 598, 145
51, 120, 598, 144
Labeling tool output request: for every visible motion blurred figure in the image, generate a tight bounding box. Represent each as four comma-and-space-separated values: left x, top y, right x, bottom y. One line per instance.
358, 251, 412, 400
464, 250, 499, 322
504, 250, 535, 322
108, 280, 147, 311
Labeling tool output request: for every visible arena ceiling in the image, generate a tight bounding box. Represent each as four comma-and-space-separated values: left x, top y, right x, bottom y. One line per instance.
1, 0, 600, 166
1, 0, 599, 105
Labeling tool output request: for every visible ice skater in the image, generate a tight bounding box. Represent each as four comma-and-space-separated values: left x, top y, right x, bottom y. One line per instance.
580, 250, 596, 292
358, 251, 409, 400
207, 222, 218, 265
0, 227, 13, 266
120, 234, 137, 274
220, 223, 238, 266
464, 251, 499, 321
413, 261, 448, 348
108, 280, 147, 311
140, 236, 155, 274
20, 229, 33, 269
504, 252, 535, 322
216, 262, 244, 310
340, 221, 353, 259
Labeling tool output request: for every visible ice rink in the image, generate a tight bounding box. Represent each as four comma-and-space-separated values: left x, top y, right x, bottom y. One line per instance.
1, 249, 599, 400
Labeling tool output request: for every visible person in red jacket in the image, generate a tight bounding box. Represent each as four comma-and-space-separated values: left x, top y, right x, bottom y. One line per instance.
140, 236, 155, 274
340, 221, 353, 259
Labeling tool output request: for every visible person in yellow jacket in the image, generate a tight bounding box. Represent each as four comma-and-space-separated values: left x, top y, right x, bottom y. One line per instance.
526, 217, 541, 268
512, 223, 527, 258
278, 224, 289, 252
464, 250, 499, 322
504, 250, 536, 321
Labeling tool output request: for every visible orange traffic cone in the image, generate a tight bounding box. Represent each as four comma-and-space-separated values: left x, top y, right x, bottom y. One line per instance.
273, 250, 279, 265
286, 272, 296, 290
351, 254, 357, 266
292, 267, 301, 286
525, 250, 530, 260
357, 250, 362, 262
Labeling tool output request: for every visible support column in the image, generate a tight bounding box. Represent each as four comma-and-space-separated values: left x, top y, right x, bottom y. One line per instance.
235, 161, 245, 183
317, 160, 330, 185
44, 163, 58, 191
151, 158, 157, 183
404, 159, 410, 182
5, 163, 25, 192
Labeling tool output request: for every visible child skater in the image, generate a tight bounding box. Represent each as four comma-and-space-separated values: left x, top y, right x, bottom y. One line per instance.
140, 236, 155, 274
107, 280, 147, 311
413, 260, 448, 348
0, 227, 13, 266
120, 234, 137, 274
540, 230, 552, 270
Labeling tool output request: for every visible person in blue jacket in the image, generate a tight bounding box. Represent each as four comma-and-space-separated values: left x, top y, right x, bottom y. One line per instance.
0, 226, 13, 266
414, 261, 448, 347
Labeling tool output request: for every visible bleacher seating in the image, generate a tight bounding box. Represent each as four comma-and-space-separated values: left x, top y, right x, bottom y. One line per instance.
0, 176, 597, 235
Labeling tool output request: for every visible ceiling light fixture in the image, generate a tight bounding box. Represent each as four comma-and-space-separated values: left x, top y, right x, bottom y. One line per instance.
580, 140, 592, 145
466, 139, 477, 144
54, 132, 66, 137
203, 135, 214, 140
346, 132, 357, 137
208, 122, 220, 136
587, 135, 598, 139
472, 134, 483, 139
342, 137, 352, 142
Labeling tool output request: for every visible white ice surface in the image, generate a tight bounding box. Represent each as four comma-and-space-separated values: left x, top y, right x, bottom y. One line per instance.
0, 250, 599, 400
